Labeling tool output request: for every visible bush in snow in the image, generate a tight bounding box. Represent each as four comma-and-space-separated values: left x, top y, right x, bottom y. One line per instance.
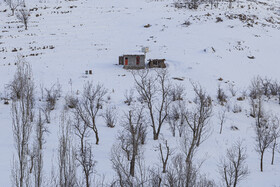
124, 88, 134, 106
102, 106, 117, 128
217, 85, 227, 105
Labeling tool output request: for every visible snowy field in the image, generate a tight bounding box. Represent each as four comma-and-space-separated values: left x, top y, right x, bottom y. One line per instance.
0, 0, 280, 186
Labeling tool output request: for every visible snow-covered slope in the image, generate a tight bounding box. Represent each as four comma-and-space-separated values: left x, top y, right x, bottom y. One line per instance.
0, 0, 280, 186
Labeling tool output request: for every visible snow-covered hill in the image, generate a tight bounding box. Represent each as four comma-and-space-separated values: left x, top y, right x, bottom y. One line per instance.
0, 0, 280, 186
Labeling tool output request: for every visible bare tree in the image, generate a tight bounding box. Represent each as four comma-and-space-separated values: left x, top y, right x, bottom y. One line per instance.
111, 145, 133, 187
132, 69, 171, 140
10, 56, 35, 187
32, 111, 48, 187
111, 105, 147, 186
8, 56, 35, 113
5, 0, 19, 16
184, 83, 212, 148
16, 9, 29, 30
218, 141, 249, 187
57, 112, 77, 187
72, 114, 96, 187
76, 143, 95, 187
174, 83, 212, 187
118, 133, 132, 162
255, 114, 273, 172
159, 140, 172, 173
250, 77, 273, 171
180, 131, 199, 187
165, 153, 199, 187
270, 116, 280, 165
73, 82, 107, 145
9, 57, 35, 123
111, 144, 148, 187
121, 107, 147, 177
72, 115, 89, 157
11, 100, 33, 187
218, 108, 227, 134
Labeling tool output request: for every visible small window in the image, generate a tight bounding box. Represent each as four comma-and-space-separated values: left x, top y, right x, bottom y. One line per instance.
153, 61, 158, 66
136, 56, 140, 65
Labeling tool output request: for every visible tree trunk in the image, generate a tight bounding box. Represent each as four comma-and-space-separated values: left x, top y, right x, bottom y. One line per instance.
95, 131, 99, 145
130, 155, 135, 177
81, 138, 84, 153
260, 152, 264, 172
85, 173, 90, 187
149, 105, 157, 140
153, 128, 158, 140
271, 142, 276, 165
196, 128, 202, 147
25, 22, 27, 30
155, 130, 161, 140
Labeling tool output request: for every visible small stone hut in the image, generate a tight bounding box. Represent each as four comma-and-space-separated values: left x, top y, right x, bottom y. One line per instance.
119, 55, 145, 69
148, 59, 166, 68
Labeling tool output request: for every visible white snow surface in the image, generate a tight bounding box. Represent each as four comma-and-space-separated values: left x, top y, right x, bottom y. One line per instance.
0, 0, 280, 186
